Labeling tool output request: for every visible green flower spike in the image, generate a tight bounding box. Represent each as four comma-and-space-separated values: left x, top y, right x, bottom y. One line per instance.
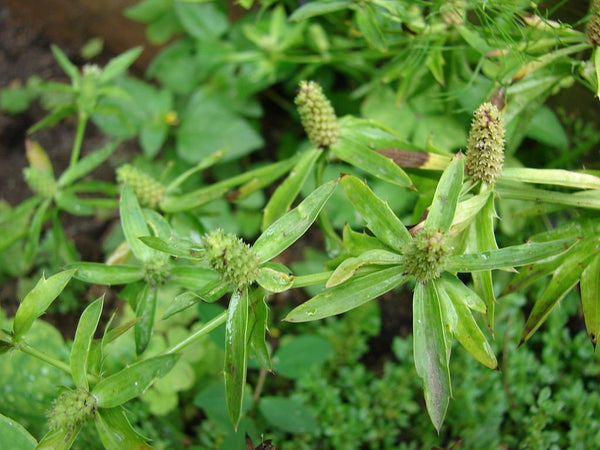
465, 102, 505, 185
295, 80, 340, 148
203, 229, 260, 289
47, 387, 97, 432
587, 0, 600, 46
403, 228, 451, 282
116, 164, 165, 208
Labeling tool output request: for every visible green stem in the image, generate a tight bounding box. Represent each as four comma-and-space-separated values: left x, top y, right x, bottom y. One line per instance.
70, 113, 88, 167
166, 311, 227, 354
292, 271, 333, 288
315, 155, 344, 253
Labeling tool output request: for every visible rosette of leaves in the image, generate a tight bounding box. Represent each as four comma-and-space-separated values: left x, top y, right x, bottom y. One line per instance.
284, 155, 574, 431
0, 270, 178, 448
137, 180, 337, 427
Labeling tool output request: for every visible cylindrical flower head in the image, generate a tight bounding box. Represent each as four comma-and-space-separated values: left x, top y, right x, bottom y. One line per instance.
295, 80, 339, 148
587, 0, 600, 46
465, 102, 505, 185
203, 229, 260, 289
116, 164, 165, 208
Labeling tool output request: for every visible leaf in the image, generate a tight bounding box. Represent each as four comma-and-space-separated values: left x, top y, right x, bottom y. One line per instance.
99, 47, 143, 84
24, 197, 51, 265
69, 262, 145, 285
177, 89, 263, 163
138, 236, 204, 260
273, 334, 332, 379
71, 297, 103, 389
169, 265, 221, 290
289, 0, 352, 21
36, 428, 79, 450
438, 273, 486, 314
426, 155, 464, 232
446, 239, 573, 273
340, 174, 412, 250
248, 288, 272, 371
502, 168, 600, 190
262, 148, 322, 230
326, 249, 403, 288
120, 184, 153, 262
253, 181, 337, 263
94, 407, 150, 450
285, 266, 407, 322
58, 142, 119, 187
173, 1, 228, 40
521, 237, 600, 344
256, 264, 294, 293
0, 197, 41, 251
581, 254, 600, 348
134, 284, 157, 355
413, 282, 451, 433
224, 288, 249, 429
51, 45, 79, 81
12, 269, 76, 341
355, 5, 387, 52
259, 397, 318, 434
0, 413, 37, 449
92, 353, 180, 408
28, 105, 77, 134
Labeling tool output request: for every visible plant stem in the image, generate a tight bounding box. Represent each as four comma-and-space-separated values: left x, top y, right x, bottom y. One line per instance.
292, 271, 333, 288
166, 311, 227, 354
18, 343, 98, 384
70, 113, 88, 167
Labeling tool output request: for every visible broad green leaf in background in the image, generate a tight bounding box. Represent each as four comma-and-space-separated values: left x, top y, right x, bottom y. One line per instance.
413, 281, 451, 433
273, 334, 332, 379
12, 269, 76, 341
259, 397, 318, 434
70, 297, 103, 389
92, 353, 180, 408
224, 288, 249, 428
289, 0, 352, 21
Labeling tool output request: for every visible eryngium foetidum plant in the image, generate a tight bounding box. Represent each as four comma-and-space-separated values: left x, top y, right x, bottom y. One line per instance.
295, 80, 340, 148
587, 0, 600, 46
465, 102, 505, 185
116, 164, 165, 208
202, 229, 260, 289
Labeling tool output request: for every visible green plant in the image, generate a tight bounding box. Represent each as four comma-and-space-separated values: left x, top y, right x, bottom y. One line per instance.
1, 0, 600, 447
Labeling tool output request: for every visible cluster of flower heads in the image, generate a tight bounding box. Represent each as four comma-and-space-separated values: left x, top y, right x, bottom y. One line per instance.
295, 80, 340, 148
403, 228, 451, 282
202, 229, 260, 290
465, 102, 505, 185
116, 164, 165, 208
47, 388, 96, 432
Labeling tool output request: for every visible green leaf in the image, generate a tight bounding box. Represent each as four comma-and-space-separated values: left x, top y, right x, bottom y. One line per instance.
262, 148, 322, 230
0, 197, 40, 251
28, 105, 77, 134
502, 167, 600, 190
173, 1, 228, 40
521, 237, 600, 344
134, 284, 157, 355
342, 224, 388, 255
69, 262, 145, 285
224, 288, 249, 428
289, 0, 352, 21
413, 281, 451, 433
177, 89, 263, 163
24, 197, 51, 265
259, 397, 318, 434
94, 407, 150, 450
12, 269, 76, 341
439, 279, 497, 369
120, 184, 153, 262
340, 174, 412, 250
253, 181, 337, 263
446, 239, 573, 273
273, 334, 332, 379
355, 5, 387, 52
36, 428, 79, 450
54, 190, 95, 216
138, 236, 204, 260
438, 273, 486, 314
582, 254, 600, 348
58, 142, 118, 187
169, 265, 221, 290
51, 45, 79, 81
248, 288, 272, 371
326, 249, 403, 288
71, 297, 103, 389
426, 155, 464, 232
99, 47, 143, 84
256, 264, 294, 293
92, 353, 180, 408
285, 266, 407, 322
0, 413, 37, 449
